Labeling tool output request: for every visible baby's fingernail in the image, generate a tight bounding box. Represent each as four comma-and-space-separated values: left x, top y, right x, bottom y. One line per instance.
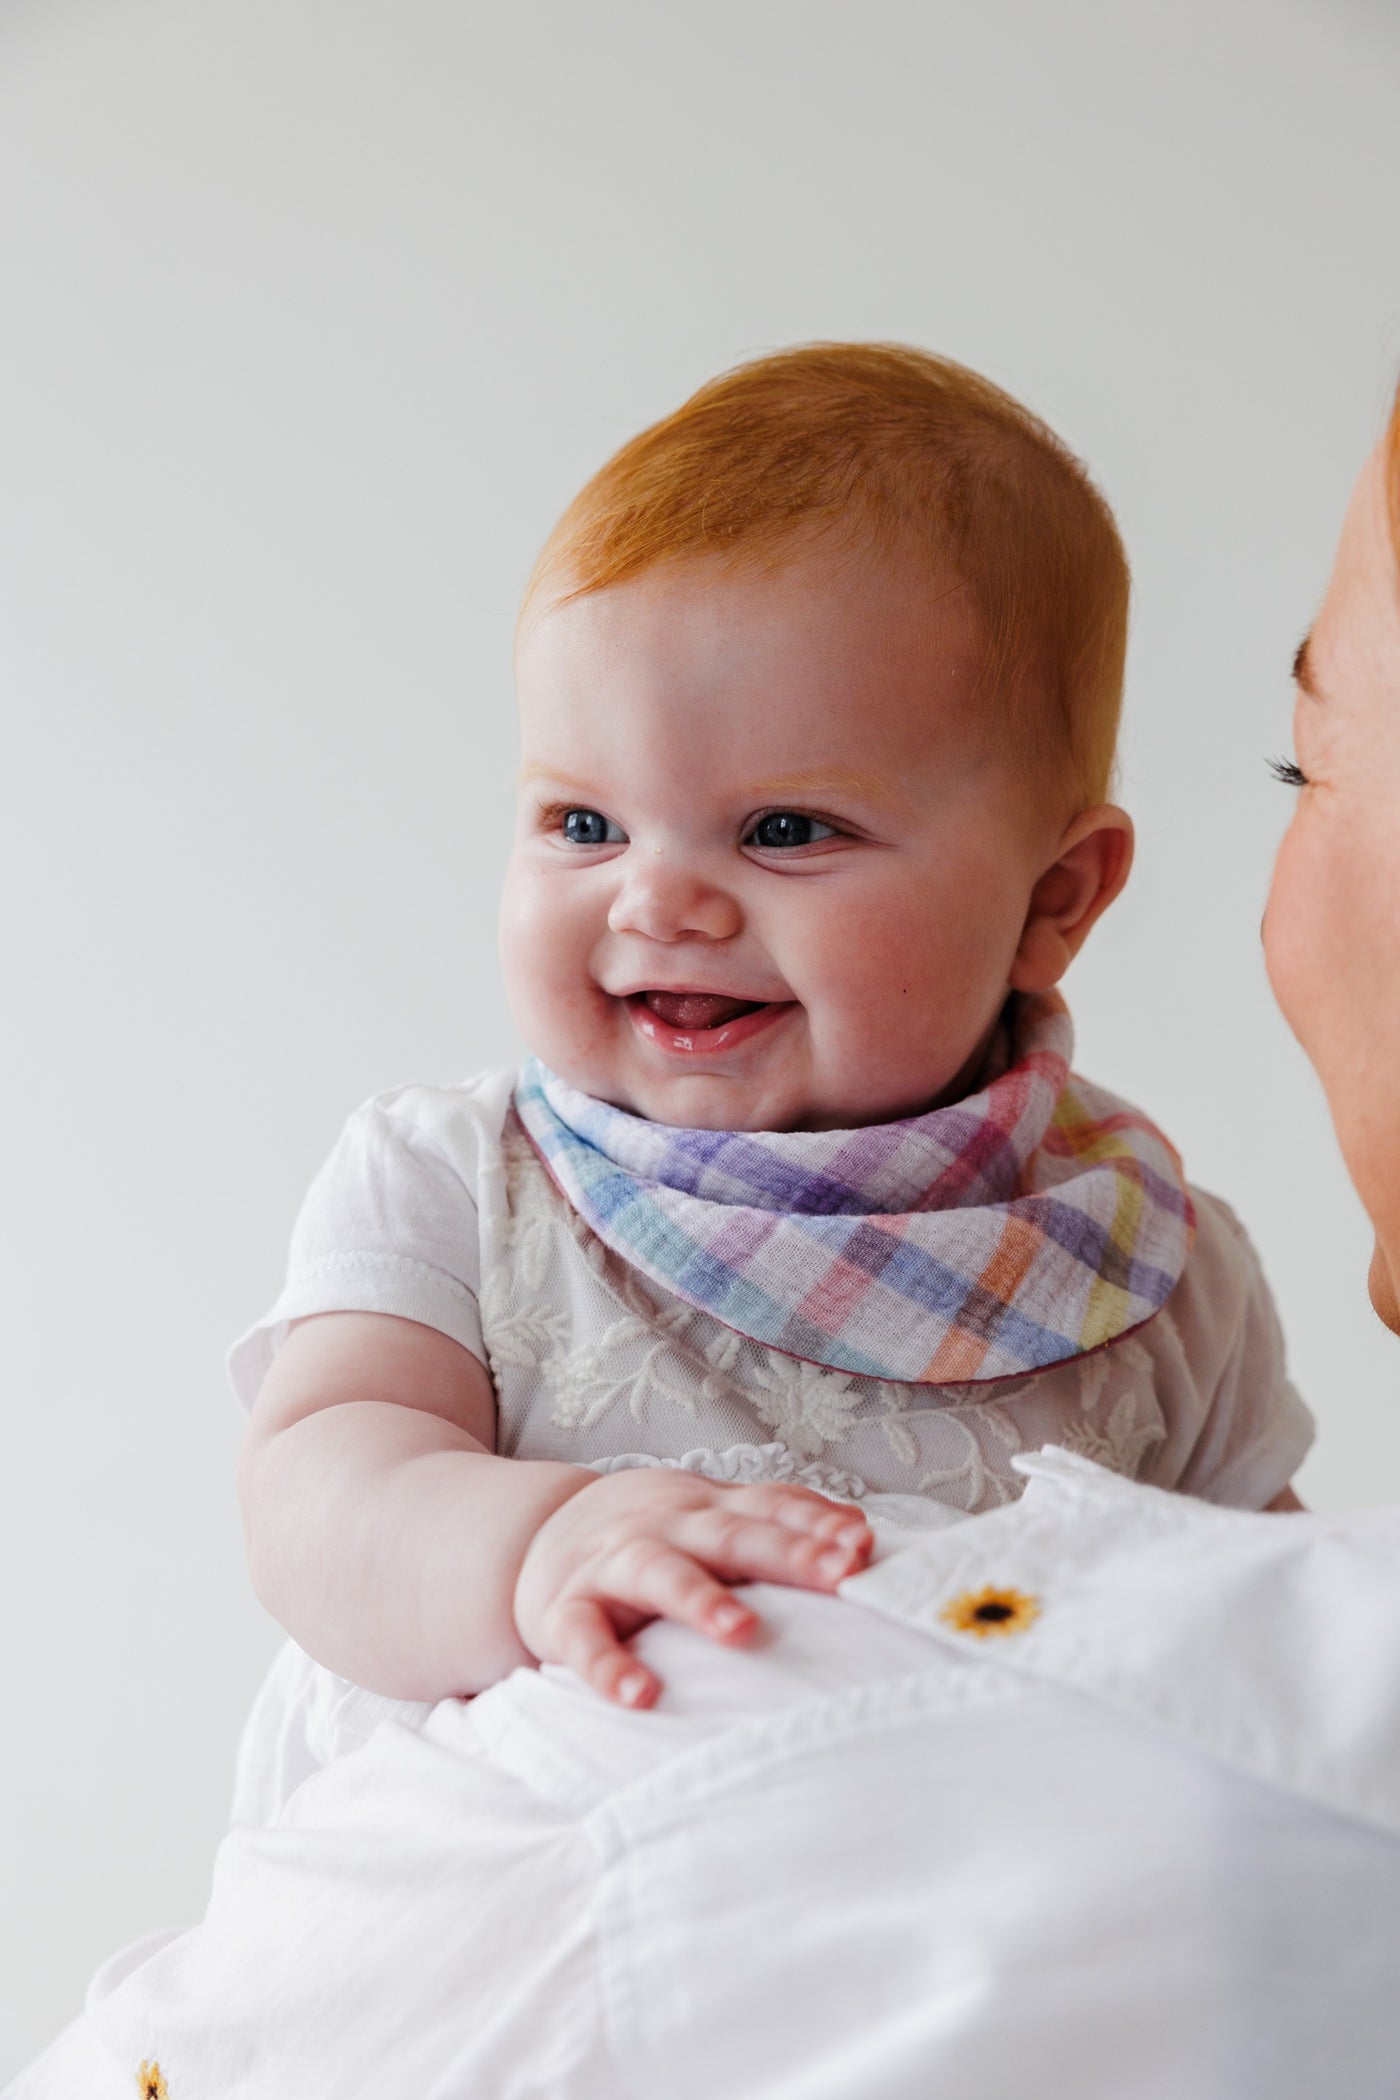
619, 1671, 651, 1706
713, 1600, 753, 1634
820, 1546, 855, 1577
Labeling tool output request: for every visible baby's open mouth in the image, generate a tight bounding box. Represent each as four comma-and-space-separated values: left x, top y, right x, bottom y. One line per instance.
638, 990, 764, 1030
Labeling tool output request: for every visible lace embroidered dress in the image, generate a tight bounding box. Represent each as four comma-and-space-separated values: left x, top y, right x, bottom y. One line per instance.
230, 1070, 1312, 1515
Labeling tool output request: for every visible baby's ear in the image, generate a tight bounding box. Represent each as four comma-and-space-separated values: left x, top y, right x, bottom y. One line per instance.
1009, 806, 1134, 993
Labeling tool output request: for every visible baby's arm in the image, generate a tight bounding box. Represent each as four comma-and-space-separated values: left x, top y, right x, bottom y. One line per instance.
238, 1310, 872, 1705
1154, 1191, 1315, 1511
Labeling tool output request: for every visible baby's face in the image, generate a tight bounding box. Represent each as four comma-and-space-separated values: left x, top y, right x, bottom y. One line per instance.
502, 549, 1059, 1131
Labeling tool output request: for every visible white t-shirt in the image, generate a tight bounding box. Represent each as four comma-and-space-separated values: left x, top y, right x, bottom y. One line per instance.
229, 1072, 1312, 1511
16, 1452, 1400, 2100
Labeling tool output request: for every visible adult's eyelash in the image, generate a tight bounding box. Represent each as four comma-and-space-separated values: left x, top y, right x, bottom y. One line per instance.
1267, 756, 1309, 789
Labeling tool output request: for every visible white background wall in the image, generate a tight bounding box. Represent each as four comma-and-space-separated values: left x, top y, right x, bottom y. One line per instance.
2, 0, 1399, 2072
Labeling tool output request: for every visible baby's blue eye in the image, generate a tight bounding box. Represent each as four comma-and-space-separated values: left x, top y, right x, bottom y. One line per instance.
561, 808, 625, 846
747, 811, 837, 850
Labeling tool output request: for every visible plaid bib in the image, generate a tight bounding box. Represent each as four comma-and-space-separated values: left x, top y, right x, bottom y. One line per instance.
513, 994, 1194, 1385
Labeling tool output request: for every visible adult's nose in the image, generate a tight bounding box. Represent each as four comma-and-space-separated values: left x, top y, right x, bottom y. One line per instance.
606, 848, 743, 943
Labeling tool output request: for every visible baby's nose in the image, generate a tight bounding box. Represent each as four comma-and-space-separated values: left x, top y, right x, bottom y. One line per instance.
606, 851, 742, 943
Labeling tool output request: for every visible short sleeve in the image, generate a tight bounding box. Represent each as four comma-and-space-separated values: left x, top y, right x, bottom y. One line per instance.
227, 1071, 517, 1412
1144, 1189, 1314, 1509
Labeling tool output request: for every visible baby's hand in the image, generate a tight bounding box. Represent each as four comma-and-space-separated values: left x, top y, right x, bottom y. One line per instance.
513, 1468, 873, 1708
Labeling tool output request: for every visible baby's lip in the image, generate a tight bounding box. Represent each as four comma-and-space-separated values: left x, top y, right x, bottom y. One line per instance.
636, 989, 763, 1030
619, 987, 798, 1058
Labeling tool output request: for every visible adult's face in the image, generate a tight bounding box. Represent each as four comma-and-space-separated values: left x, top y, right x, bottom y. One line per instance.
1265, 417, 1400, 1328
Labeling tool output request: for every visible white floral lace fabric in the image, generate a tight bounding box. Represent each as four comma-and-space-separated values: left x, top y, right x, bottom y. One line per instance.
483, 1117, 1182, 1512
230, 1074, 1313, 1517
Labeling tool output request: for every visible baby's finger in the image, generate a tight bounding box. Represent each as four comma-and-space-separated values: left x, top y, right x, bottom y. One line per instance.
550, 1597, 660, 1709
771, 1498, 872, 1550
681, 1505, 870, 1590
602, 1540, 762, 1649
731, 1483, 873, 1550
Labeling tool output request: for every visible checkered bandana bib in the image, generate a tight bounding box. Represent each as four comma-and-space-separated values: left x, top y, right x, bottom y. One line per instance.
513, 994, 1195, 1385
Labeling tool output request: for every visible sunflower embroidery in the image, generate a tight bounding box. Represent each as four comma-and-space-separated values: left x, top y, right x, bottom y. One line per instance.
940, 1584, 1040, 1638
136, 2061, 169, 2100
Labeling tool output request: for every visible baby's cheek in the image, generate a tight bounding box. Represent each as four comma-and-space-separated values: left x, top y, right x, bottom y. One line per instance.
501, 870, 582, 1020
500, 866, 621, 1079
804, 890, 1007, 1014
798, 883, 1026, 1107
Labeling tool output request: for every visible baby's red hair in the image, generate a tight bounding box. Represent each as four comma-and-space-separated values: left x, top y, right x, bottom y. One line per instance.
524, 343, 1130, 811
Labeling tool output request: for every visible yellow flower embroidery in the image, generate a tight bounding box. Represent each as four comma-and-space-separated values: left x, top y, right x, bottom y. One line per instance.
940, 1584, 1040, 1638
136, 2061, 169, 2100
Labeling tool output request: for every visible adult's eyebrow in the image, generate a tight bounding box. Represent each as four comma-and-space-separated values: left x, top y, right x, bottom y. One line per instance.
1292, 631, 1320, 698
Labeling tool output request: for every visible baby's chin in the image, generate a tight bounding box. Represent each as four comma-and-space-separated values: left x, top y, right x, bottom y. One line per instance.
557, 1051, 950, 1135
595, 1067, 823, 1133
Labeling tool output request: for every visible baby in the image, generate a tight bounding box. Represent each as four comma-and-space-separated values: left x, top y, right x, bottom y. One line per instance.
233, 343, 1311, 1710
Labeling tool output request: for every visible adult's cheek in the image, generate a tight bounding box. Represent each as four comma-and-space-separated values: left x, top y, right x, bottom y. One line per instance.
1367, 1239, 1400, 1336
1261, 826, 1319, 1060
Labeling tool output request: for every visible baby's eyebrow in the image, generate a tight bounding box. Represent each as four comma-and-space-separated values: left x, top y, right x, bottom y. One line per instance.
744, 768, 897, 808
517, 762, 900, 809
1292, 632, 1321, 699
518, 763, 597, 792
